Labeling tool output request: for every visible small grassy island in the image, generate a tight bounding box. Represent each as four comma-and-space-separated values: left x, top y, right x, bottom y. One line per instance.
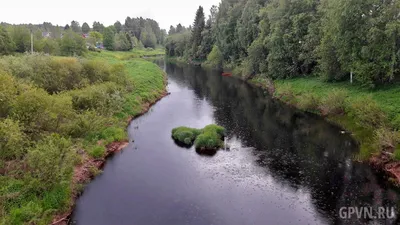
171, 124, 226, 150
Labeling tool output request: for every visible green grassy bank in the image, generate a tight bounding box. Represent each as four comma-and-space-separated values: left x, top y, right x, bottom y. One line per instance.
0, 49, 166, 225
251, 76, 400, 161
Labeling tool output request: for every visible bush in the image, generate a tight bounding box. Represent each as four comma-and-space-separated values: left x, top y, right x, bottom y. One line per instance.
320, 89, 348, 115
347, 96, 387, 128
88, 145, 106, 159
172, 124, 226, 150
203, 45, 223, 69
68, 82, 125, 116
66, 110, 113, 139
171, 127, 202, 145
99, 126, 126, 144
297, 93, 321, 113
11, 88, 74, 137
276, 83, 295, 103
374, 128, 400, 150
27, 134, 75, 189
0, 72, 18, 117
0, 119, 26, 160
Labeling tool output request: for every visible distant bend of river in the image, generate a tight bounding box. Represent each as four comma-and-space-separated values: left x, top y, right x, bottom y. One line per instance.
71, 61, 400, 225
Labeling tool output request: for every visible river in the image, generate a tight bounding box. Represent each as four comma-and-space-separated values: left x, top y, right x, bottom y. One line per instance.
71, 61, 400, 225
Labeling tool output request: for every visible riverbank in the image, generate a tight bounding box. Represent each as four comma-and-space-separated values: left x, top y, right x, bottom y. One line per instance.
51, 51, 168, 225
0, 50, 167, 225
250, 75, 400, 184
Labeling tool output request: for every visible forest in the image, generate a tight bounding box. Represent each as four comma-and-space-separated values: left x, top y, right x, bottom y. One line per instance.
165, 0, 400, 87
0, 17, 166, 56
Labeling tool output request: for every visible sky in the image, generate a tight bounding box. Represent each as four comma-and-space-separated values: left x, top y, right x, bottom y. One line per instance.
1, 0, 221, 30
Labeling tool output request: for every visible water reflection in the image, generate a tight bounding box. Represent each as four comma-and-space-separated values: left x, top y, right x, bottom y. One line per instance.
72, 61, 400, 225
165, 62, 400, 224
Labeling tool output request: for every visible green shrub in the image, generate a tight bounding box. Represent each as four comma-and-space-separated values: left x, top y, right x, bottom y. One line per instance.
320, 89, 348, 115
394, 147, 400, 161
172, 124, 226, 149
203, 45, 223, 69
276, 83, 295, 103
374, 128, 400, 150
99, 126, 126, 144
11, 88, 74, 137
9, 201, 43, 225
68, 82, 125, 116
347, 96, 387, 128
0, 72, 18, 118
89, 145, 106, 159
297, 93, 321, 113
392, 114, 400, 131
0, 119, 26, 160
171, 127, 202, 145
27, 134, 75, 189
65, 110, 112, 139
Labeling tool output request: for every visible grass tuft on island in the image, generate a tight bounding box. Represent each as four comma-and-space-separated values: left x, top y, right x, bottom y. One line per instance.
172, 124, 226, 150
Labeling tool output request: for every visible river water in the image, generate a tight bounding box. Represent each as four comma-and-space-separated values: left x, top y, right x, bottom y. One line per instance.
71, 62, 400, 225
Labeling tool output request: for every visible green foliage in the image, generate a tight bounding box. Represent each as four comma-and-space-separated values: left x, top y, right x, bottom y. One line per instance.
60, 30, 87, 56
194, 125, 226, 149
140, 24, 157, 49
103, 27, 115, 50
172, 127, 202, 145
27, 134, 75, 188
204, 45, 223, 69
0, 43, 166, 224
68, 82, 124, 116
374, 128, 400, 151
0, 72, 17, 117
114, 32, 133, 51
172, 124, 226, 149
320, 89, 348, 115
0, 26, 15, 55
82, 22, 90, 34
10, 26, 30, 53
11, 88, 74, 137
296, 93, 321, 113
0, 119, 26, 160
88, 145, 106, 159
347, 96, 387, 128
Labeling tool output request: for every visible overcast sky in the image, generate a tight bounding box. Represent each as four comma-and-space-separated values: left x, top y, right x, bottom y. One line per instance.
2, 0, 221, 30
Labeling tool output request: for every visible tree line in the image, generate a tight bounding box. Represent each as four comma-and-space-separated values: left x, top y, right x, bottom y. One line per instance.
165, 0, 400, 87
0, 17, 166, 56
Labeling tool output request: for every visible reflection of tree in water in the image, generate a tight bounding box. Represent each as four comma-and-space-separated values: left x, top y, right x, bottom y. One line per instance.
165, 62, 400, 224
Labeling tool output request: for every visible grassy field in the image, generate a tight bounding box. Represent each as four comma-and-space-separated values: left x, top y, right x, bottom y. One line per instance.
274, 78, 400, 125
0, 49, 166, 225
260, 76, 400, 160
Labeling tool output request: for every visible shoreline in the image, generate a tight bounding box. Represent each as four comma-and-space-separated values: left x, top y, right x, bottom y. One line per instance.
176, 59, 400, 185
51, 74, 169, 225
248, 77, 400, 186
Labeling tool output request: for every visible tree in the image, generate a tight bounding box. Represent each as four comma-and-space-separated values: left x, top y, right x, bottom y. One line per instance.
140, 24, 157, 48
10, 26, 30, 53
82, 22, 90, 33
60, 30, 87, 56
204, 45, 223, 69
103, 26, 116, 50
176, 24, 184, 33
0, 26, 15, 55
191, 6, 206, 59
93, 21, 105, 33
71, 21, 81, 33
114, 21, 122, 33
87, 31, 103, 46
168, 25, 176, 35
64, 24, 70, 30
114, 32, 132, 51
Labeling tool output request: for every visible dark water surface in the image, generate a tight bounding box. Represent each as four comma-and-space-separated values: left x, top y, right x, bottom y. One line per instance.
72, 62, 400, 225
